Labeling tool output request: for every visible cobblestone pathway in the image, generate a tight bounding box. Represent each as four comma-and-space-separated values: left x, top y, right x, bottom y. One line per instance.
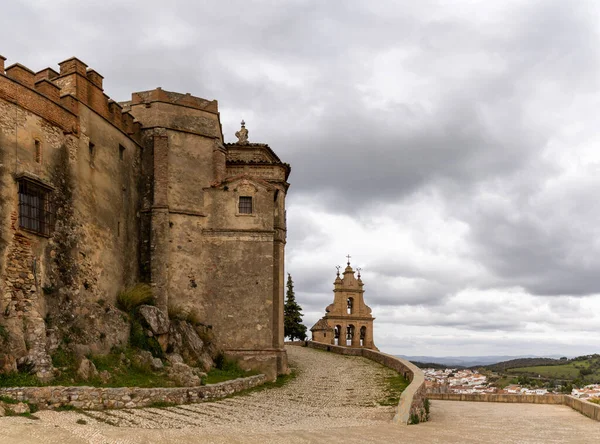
71, 345, 397, 432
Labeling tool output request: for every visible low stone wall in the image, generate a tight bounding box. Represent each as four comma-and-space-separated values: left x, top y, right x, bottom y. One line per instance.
563, 396, 600, 421
301, 341, 427, 425
0, 374, 266, 410
428, 392, 600, 422
427, 393, 565, 404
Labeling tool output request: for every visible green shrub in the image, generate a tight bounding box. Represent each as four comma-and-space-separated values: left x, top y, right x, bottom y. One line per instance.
117, 284, 154, 312
0, 324, 9, 343
148, 401, 177, 408
167, 303, 186, 321
214, 352, 226, 370
129, 318, 164, 359
204, 357, 258, 384
186, 309, 202, 326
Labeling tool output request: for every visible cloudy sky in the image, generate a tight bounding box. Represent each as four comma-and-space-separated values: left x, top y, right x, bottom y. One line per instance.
3, 0, 600, 357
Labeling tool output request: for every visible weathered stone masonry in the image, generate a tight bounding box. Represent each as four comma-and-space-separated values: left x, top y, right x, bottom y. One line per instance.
0, 54, 291, 380
0, 374, 266, 410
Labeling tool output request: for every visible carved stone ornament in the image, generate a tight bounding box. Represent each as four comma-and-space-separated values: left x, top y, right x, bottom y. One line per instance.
235, 120, 249, 145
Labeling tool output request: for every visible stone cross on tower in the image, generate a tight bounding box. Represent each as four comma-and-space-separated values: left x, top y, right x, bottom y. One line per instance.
235, 119, 249, 145
346, 254, 351, 265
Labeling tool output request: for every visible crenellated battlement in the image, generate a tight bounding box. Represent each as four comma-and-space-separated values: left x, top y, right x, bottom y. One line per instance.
0, 55, 141, 141
130, 88, 219, 114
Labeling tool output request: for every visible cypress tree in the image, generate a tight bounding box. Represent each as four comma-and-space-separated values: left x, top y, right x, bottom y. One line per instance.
284, 274, 307, 341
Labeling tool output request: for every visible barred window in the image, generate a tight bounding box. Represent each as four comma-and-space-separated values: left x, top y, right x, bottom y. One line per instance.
18, 179, 54, 237
238, 196, 253, 214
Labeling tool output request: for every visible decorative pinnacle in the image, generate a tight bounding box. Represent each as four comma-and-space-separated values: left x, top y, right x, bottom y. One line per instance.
235, 119, 249, 145
346, 254, 351, 266
356, 267, 362, 279
336, 265, 341, 277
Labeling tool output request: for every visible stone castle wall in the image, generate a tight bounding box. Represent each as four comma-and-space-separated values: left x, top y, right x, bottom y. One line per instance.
0, 54, 291, 380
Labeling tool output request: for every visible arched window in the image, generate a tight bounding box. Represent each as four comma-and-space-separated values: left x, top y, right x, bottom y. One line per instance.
347, 297, 353, 315
334, 325, 341, 346
360, 326, 367, 347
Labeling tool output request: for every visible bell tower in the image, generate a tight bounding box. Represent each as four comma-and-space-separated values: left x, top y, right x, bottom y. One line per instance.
310, 257, 377, 350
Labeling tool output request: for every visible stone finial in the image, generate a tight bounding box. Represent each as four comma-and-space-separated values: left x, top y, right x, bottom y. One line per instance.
336, 265, 341, 277
235, 119, 249, 145
356, 267, 362, 279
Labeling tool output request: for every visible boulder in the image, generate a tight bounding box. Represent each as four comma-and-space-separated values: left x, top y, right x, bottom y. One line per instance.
197, 351, 214, 373
76, 357, 98, 381
166, 353, 184, 365
167, 362, 202, 387
151, 357, 164, 371
99, 370, 111, 384
0, 401, 30, 416
134, 350, 154, 368
138, 305, 170, 335
168, 320, 213, 370
10, 402, 29, 414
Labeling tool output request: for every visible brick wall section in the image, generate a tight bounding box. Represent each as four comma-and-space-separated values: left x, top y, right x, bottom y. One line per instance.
302, 341, 428, 425
0, 74, 78, 134
428, 393, 600, 421
0, 374, 266, 410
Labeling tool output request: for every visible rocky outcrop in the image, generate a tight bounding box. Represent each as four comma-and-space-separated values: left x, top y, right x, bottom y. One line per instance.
0, 400, 30, 416
76, 358, 98, 381
168, 320, 214, 372
166, 362, 205, 387
138, 305, 170, 335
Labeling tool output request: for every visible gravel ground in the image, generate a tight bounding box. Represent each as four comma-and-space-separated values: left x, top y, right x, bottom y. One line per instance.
1, 346, 599, 443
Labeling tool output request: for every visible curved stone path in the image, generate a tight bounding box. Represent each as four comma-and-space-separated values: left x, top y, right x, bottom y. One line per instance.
1, 346, 600, 443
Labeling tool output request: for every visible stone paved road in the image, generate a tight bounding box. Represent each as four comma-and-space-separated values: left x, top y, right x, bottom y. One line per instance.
1, 346, 600, 443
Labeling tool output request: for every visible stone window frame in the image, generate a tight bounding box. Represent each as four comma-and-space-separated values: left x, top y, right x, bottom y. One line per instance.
16, 174, 55, 237
238, 196, 253, 214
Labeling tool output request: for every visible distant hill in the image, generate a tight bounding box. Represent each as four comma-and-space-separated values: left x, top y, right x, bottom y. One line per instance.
485, 357, 563, 372
498, 354, 600, 384
398, 355, 564, 368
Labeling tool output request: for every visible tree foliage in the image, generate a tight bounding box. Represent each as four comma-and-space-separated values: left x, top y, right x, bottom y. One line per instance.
284, 274, 307, 341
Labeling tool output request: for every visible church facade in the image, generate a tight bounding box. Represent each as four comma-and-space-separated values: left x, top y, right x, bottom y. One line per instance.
0, 55, 290, 379
310, 260, 377, 350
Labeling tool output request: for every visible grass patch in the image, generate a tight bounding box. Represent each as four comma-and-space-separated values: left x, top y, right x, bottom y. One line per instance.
0, 372, 42, 387
55, 404, 80, 412
0, 395, 20, 404
117, 284, 154, 312
589, 398, 600, 405
147, 401, 177, 408
204, 358, 259, 385
90, 348, 172, 388
4, 410, 39, 420
379, 372, 410, 406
